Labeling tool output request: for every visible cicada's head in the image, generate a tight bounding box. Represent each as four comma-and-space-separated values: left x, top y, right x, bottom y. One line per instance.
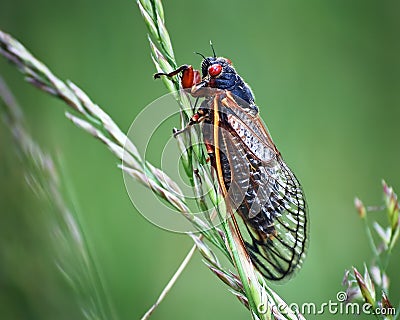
194, 56, 256, 109
200, 56, 236, 89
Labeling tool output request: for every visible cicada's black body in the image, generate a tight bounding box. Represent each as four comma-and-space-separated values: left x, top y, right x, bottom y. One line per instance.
155, 53, 308, 281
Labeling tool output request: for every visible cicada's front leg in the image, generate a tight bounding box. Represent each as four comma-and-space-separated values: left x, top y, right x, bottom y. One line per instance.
154, 65, 201, 89
155, 65, 216, 164
155, 64, 206, 134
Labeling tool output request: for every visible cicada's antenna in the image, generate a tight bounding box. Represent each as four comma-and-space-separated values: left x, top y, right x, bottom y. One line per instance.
194, 51, 207, 60
209, 40, 216, 58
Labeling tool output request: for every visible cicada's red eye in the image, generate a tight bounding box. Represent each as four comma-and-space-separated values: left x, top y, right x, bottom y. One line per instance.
208, 64, 222, 77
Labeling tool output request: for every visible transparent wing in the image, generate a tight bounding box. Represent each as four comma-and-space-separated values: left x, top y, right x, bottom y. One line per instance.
212, 92, 308, 281
240, 157, 308, 281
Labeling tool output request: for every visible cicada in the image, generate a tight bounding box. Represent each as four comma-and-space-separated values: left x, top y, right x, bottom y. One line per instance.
155, 50, 308, 281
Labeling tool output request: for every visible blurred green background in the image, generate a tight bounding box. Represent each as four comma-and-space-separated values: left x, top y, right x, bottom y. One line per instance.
1, 0, 400, 319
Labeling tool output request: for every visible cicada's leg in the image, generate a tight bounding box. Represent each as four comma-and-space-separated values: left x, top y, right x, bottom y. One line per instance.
193, 168, 202, 184
173, 106, 210, 137
153, 65, 190, 79
204, 142, 215, 165
154, 65, 201, 89
173, 106, 215, 174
